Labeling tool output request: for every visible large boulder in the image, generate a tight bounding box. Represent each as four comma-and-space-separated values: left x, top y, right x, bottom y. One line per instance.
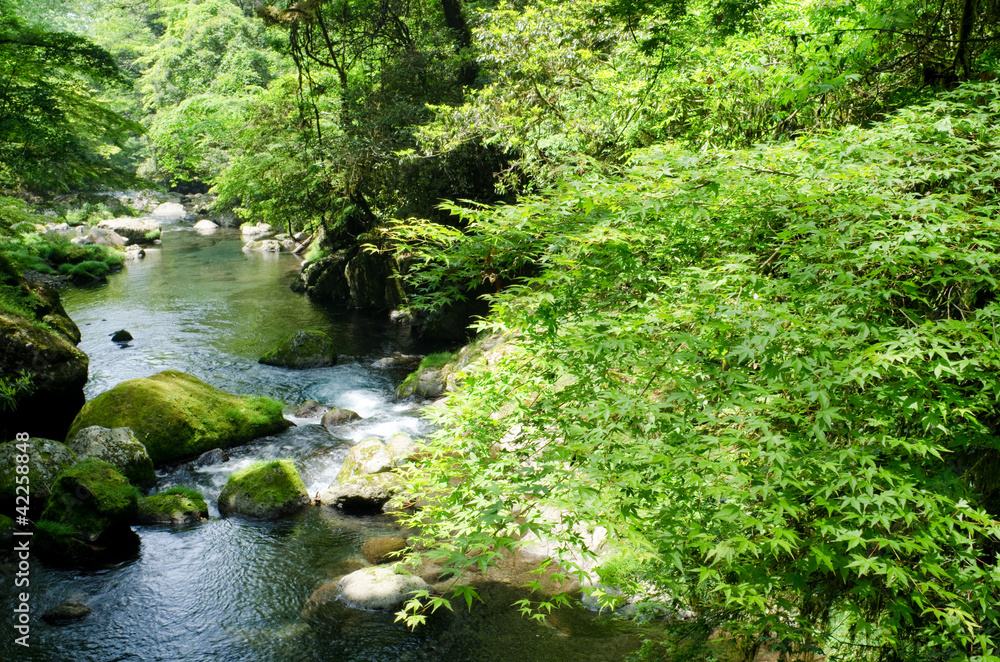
136, 486, 208, 525
0, 438, 76, 517
0, 275, 88, 441
67, 426, 156, 489
338, 566, 429, 610
345, 250, 405, 311
97, 218, 161, 245
297, 251, 351, 302
259, 330, 337, 369
65, 370, 290, 465
296, 247, 405, 310
35, 458, 140, 563
217, 459, 311, 520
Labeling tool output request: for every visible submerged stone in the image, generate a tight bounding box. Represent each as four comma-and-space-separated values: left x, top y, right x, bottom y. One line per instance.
42, 600, 91, 625
259, 330, 337, 369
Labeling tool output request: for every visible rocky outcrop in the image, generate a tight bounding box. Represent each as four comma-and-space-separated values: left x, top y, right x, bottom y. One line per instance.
0, 274, 88, 441
217, 459, 311, 520
35, 458, 141, 564
66, 370, 290, 465
295, 247, 405, 311
0, 438, 76, 516
67, 426, 156, 490
396, 334, 509, 400
97, 218, 162, 245
259, 330, 338, 369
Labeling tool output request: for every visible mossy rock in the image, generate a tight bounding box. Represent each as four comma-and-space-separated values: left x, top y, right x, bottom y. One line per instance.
36, 458, 140, 563
218, 459, 311, 520
259, 330, 338, 369
0, 438, 77, 517
68, 426, 156, 490
137, 486, 208, 525
0, 281, 88, 440
336, 438, 394, 483
65, 370, 290, 465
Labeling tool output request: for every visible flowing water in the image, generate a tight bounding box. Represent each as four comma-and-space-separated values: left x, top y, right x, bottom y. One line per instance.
1, 220, 646, 661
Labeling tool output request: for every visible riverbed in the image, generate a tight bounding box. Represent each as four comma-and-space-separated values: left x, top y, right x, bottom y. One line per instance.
1, 221, 646, 661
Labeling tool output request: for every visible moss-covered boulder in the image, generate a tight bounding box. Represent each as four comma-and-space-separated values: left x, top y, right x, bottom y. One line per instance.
0, 272, 88, 441
337, 438, 394, 482
36, 458, 140, 563
0, 438, 76, 517
258, 330, 337, 369
65, 370, 290, 465
68, 426, 155, 489
218, 459, 311, 520
136, 486, 208, 525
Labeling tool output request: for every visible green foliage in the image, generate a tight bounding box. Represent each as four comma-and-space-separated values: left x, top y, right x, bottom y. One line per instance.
0, 2, 144, 191
393, 82, 1000, 660
0, 369, 33, 412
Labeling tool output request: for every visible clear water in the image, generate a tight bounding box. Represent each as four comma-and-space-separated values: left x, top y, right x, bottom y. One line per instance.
1, 222, 645, 661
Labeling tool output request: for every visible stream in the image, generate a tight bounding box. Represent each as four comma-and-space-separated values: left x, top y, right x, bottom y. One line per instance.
1, 218, 646, 661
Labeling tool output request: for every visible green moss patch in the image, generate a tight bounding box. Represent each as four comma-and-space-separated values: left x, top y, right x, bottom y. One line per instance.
37, 458, 140, 563
0, 438, 76, 516
259, 330, 338, 369
137, 486, 208, 525
217, 458, 311, 520
66, 370, 290, 465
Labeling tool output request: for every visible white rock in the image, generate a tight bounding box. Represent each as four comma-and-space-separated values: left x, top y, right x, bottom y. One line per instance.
150, 202, 186, 219
193, 219, 219, 233
338, 566, 428, 610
